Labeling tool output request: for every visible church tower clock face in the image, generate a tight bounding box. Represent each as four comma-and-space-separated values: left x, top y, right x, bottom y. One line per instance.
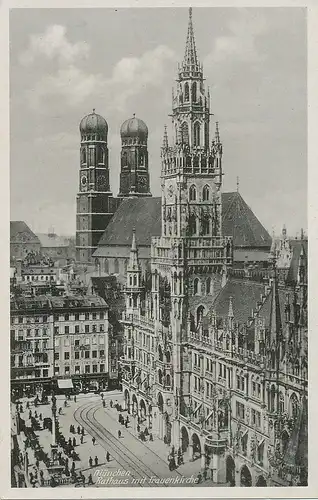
81, 174, 88, 190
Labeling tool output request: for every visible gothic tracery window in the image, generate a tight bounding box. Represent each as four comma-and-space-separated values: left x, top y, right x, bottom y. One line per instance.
203, 185, 210, 201
184, 82, 190, 101
194, 122, 200, 146
189, 185, 197, 201
192, 82, 197, 102
181, 122, 189, 145
114, 258, 119, 274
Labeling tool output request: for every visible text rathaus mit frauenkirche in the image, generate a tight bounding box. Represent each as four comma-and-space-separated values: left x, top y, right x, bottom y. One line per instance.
119, 8, 308, 487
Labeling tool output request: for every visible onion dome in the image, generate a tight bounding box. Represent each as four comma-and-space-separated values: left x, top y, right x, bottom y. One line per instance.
120, 114, 148, 141
79, 109, 108, 137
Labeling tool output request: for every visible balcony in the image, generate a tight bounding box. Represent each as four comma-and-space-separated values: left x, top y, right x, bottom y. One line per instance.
204, 429, 229, 448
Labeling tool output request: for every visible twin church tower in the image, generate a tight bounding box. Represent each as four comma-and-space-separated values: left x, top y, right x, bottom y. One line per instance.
76, 7, 222, 264
76, 112, 152, 262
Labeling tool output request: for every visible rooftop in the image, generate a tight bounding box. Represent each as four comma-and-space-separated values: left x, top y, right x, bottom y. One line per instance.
94, 192, 271, 256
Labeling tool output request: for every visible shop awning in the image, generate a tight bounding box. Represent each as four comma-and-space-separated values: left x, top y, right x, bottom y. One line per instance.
57, 379, 73, 389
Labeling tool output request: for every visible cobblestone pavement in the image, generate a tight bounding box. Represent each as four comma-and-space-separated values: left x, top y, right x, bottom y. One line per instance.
12, 391, 224, 488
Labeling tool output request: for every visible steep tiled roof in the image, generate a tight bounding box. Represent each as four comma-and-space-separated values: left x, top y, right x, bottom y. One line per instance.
10, 221, 40, 244
212, 279, 266, 324
221, 192, 271, 248
97, 198, 162, 248
95, 192, 271, 254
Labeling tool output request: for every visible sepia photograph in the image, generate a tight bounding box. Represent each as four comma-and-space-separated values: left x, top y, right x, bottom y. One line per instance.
9, 5, 308, 490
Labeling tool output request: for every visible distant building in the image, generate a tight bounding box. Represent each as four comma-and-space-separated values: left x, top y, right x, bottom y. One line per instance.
10, 221, 41, 260
36, 231, 75, 262
10, 294, 113, 397
51, 295, 109, 392
10, 295, 54, 399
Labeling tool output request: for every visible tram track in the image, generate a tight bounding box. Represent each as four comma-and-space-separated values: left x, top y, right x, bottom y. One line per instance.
73, 400, 178, 487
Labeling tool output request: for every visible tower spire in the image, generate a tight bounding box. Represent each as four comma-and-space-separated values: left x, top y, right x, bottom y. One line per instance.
215, 121, 220, 143
183, 7, 199, 71
162, 125, 168, 149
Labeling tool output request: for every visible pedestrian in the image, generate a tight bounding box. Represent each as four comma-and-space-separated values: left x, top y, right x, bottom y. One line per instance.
118, 430, 121, 439
81, 427, 85, 436
64, 400, 67, 408
73, 437, 77, 447
88, 473, 93, 485
125, 420, 128, 428
103, 400, 106, 408
35, 458, 39, 468
71, 461, 75, 472
77, 426, 81, 434
39, 413, 42, 421
197, 472, 202, 484
69, 424, 73, 433
19, 404, 23, 413
58, 407, 62, 415
137, 424, 140, 433
101, 393, 104, 400
149, 433, 153, 441
74, 395, 77, 403
89, 456, 93, 468
144, 427, 149, 436
92, 436, 96, 446
26, 401, 30, 409
68, 437, 72, 447
106, 451, 110, 462
110, 399, 113, 408
94, 456, 98, 466
29, 410, 32, 419
35, 411, 38, 418
80, 435, 83, 444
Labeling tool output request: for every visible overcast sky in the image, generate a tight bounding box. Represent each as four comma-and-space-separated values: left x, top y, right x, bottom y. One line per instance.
10, 7, 307, 237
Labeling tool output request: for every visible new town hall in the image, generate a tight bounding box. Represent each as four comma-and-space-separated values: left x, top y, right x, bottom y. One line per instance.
75, 8, 308, 487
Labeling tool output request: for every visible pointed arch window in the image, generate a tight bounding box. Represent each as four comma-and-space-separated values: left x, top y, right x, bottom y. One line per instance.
97, 147, 105, 164
122, 151, 128, 167
184, 82, 189, 101
192, 82, 197, 102
82, 148, 87, 164
114, 259, 119, 274
189, 185, 197, 201
181, 122, 189, 145
194, 122, 200, 147
89, 148, 95, 166
203, 185, 210, 201
193, 278, 200, 296
104, 259, 109, 274
206, 277, 211, 295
